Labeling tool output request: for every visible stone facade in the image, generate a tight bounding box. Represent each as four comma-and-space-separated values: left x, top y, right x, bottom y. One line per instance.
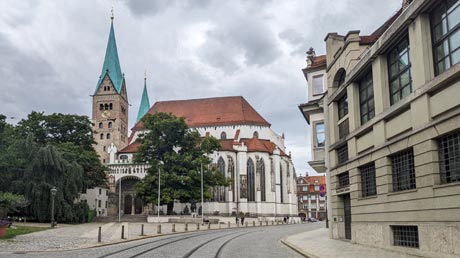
323, 1, 460, 257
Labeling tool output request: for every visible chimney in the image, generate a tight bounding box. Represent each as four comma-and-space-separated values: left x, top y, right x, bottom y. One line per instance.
306, 47, 316, 66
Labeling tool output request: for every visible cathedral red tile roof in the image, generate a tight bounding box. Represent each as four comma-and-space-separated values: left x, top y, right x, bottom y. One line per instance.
308, 55, 326, 70
132, 96, 270, 131
118, 141, 140, 153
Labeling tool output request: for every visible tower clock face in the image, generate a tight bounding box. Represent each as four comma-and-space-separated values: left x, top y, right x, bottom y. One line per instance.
102, 110, 111, 118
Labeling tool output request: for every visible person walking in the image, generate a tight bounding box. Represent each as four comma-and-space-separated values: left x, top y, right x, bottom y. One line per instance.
235, 215, 239, 225
241, 215, 245, 225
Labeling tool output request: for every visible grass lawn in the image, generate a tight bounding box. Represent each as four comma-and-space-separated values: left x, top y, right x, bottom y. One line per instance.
0, 226, 49, 240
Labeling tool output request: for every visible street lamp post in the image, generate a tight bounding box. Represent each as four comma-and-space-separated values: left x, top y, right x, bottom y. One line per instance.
201, 162, 204, 225
50, 187, 57, 228
157, 162, 162, 223
118, 178, 122, 223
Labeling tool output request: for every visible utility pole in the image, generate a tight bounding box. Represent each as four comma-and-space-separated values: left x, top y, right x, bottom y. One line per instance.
158, 165, 161, 223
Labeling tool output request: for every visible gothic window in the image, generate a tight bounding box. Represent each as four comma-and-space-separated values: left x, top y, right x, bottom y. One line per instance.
253, 131, 259, 138
108, 122, 112, 128
100, 133, 104, 140
228, 156, 235, 201
99, 104, 103, 111
280, 164, 284, 203
270, 158, 275, 192
220, 132, 227, 140
107, 133, 111, 139
104, 104, 109, 110
247, 158, 255, 201
287, 162, 291, 193
214, 157, 226, 202
99, 122, 103, 129
257, 159, 266, 202
109, 103, 113, 110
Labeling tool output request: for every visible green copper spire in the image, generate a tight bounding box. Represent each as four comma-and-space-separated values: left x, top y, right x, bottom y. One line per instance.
95, 17, 123, 94
136, 73, 150, 122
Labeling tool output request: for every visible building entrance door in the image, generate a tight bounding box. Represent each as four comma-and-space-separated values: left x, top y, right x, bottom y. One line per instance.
124, 195, 132, 215
343, 194, 351, 240
135, 196, 143, 214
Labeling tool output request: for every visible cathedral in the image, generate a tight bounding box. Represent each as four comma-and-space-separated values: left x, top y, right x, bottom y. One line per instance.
92, 16, 297, 218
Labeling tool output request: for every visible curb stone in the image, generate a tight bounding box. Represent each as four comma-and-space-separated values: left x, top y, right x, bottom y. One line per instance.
280, 237, 319, 258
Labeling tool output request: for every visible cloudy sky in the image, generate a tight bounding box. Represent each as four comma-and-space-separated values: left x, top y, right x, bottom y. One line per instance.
0, 0, 402, 175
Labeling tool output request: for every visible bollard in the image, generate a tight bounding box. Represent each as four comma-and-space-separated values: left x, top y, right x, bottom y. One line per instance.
141, 224, 144, 236
260, 221, 262, 226
252, 221, 255, 227
157, 224, 161, 234
208, 223, 211, 230
185, 223, 188, 232
98, 226, 101, 243
172, 224, 176, 232
121, 225, 125, 239
245, 221, 248, 227
197, 223, 200, 230
228, 222, 230, 228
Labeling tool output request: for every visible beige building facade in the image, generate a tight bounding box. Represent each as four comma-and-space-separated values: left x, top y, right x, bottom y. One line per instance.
324, 1, 460, 257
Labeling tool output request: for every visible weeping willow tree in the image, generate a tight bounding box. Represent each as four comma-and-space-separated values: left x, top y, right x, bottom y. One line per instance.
23, 142, 88, 223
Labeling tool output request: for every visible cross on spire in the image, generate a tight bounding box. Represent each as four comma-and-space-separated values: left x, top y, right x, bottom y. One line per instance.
111, 7, 114, 20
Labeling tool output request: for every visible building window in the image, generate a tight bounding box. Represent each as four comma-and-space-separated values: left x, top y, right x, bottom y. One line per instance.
438, 131, 460, 183
99, 188, 102, 195
310, 194, 317, 201
302, 195, 308, 200
338, 94, 348, 120
228, 156, 235, 201
247, 158, 255, 202
99, 104, 103, 111
109, 103, 113, 110
315, 122, 325, 147
392, 226, 419, 248
302, 186, 307, 191
431, 0, 460, 75
280, 164, 284, 203
314, 185, 320, 191
359, 71, 375, 124
99, 122, 103, 129
257, 159, 266, 202
337, 172, 350, 188
216, 157, 226, 202
100, 133, 104, 140
253, 131, 259, 138
337, 144, 349, 165
220, 131, 227, 140
388, 37, 412, 105
98, 200, 101, 208
360, 163, 377, 197
108, 122, 112, 128
391, 149, 416, 192
312, 75, 324, 95
104, 104, 109, 110
107, 133, 111, 139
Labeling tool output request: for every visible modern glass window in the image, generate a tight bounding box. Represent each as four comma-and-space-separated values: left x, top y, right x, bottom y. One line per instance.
438, 131, 460, 183
312, 75, 324, 95
247, 158, 255, 201
359, 72, 375, 124
337, 144, 349, 165
315, 122, 325, 147
388, 37, 412, 105
337, 172, 350, 188
431, 0, 460, 75
360, 163, 377, 197
391, 149, 416, 191
392, 226, 419, 248
338, 94, 348, 120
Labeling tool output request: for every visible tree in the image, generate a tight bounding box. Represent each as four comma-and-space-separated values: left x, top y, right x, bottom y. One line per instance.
134, 112, 228, 214
0, 192, 27, 218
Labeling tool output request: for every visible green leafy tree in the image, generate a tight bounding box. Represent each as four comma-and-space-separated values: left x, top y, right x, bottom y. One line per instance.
0, 192, 27, 218
134, 112, 228, 214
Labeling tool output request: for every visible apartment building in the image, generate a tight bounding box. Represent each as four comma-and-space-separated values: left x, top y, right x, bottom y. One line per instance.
296, 175, 327, 220
324, 1, 460, 257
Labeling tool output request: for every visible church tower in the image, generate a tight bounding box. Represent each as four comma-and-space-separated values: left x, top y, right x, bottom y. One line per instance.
136, 72, 150, 123
92, 15, 128, 164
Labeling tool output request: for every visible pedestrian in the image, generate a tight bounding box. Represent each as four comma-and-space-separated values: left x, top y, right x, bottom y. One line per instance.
235, 215, 239, 225
241, 215, 245, 225
283, 217, 286, 224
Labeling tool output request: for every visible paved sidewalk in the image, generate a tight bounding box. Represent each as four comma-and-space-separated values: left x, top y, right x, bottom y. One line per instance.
0, 218, 295, 252
282, 228, 423, 258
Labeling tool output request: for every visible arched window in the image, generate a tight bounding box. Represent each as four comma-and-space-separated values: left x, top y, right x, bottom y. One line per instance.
216, 157, 226, 202
109, 103, 113, 110
228, 156, 235, 201
333, 68, 346, 88
120, 155, 128, 160
99, 104, 103, 111
253, 131, 259, 138
103, 146, 106, 152
287, 162, 291, 193
220, 131, 227, 140
107, 133, 111, 139
99, 122, 103, 129
104, 104, 109, 110
270, 158, 275, 192
280, 164, 284, 203
108, 122, 112, 128
100, 133, 104, 140
247, 158, 255, 202
257, 159, 266, 202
